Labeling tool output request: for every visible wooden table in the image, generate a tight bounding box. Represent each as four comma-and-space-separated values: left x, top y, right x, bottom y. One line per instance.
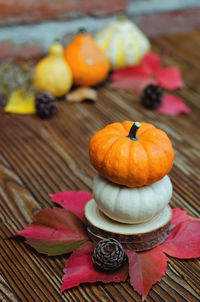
0, 31, 200, 302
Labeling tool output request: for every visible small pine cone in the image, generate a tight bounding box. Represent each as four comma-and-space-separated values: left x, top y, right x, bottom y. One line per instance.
92, 238, 127, 271
36, 90, 56, 119
141, 84, 164, 109
0, 95, 7, 107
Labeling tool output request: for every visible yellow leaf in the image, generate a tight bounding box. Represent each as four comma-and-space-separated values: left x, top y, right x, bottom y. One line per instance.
5, 90, 36, 114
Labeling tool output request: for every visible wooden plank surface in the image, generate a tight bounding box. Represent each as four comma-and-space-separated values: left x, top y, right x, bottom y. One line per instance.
0, 30, 200, 302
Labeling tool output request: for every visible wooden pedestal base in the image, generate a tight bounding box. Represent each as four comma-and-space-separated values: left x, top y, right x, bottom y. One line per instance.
84, 199, 172, 251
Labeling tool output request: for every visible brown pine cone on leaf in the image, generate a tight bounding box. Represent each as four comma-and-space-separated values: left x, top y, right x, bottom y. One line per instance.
92, 238, 127, 271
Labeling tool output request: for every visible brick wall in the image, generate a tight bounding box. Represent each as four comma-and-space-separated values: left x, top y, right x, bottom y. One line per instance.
0, 0, 128, 26
0, 0, 200, 60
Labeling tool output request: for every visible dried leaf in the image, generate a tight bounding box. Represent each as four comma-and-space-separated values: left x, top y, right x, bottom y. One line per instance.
157, 94, 190, 115
16, 208, 89, 256
50, 190, 93, 220
126, 246, 168, 301
66, 87, 97, 103
62, 242, 129, 291
4, 89, 36, 114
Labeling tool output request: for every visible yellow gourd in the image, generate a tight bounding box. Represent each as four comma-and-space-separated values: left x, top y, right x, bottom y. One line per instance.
94, 17, 150, 70
34, 43, 73, 97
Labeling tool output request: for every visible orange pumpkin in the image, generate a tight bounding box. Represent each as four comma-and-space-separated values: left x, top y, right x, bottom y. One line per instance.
64, 28, 110, 86
89, 121, 174, 188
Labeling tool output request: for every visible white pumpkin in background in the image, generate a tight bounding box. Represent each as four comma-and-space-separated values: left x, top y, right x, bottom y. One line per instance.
93, 174, 172, 224
94, 17, 150, 70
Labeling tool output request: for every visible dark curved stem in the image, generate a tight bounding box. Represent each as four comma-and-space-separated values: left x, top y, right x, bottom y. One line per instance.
127, 122, 141, 141
78, 27, 87, 34
118, 13, 125, 21
54, 37, 61, 43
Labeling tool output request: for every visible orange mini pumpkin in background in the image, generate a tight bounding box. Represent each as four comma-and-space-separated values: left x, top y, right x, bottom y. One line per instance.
89, 121, 174, 188
64, 28, 110, 86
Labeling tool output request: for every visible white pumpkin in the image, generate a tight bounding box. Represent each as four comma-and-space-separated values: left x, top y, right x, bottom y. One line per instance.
94, 17, 150, 70
93, 174, 172, 224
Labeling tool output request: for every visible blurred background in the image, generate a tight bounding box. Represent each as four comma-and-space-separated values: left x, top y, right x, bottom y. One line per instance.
0, 0, 200, 61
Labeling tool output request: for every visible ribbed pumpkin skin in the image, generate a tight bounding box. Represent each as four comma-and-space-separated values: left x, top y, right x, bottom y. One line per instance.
89, 121, 174, 187
93, 174, 172, 224
64, 33, 110, 86
94, 18, 150, 70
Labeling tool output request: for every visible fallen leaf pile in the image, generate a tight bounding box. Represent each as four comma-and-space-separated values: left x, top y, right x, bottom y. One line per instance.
15, 191, 200, 301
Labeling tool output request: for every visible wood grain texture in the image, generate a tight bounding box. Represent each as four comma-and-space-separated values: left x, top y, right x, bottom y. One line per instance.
0, 30, 200, 302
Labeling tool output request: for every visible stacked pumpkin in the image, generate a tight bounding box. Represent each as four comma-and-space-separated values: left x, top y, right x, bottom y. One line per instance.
84, 121, 174, 251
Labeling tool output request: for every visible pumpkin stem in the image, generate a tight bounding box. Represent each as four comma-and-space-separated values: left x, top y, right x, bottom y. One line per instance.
118, 14, 126, 21
78, 27, 87, 34
127, 122, 141, 141
54, 37, 61, 43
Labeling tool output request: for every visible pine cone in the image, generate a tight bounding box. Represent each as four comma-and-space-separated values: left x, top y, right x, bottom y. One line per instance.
92, 238, 127, 271
35, 90, 56, 119
141, 84, 163, 109
0, 95, 7, 107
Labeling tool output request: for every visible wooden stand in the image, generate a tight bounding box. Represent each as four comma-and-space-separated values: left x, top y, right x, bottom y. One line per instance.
84, 199, 172, 252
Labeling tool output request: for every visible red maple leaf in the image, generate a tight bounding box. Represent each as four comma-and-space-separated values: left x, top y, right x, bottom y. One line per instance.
170, 208, 199, 225
126, 208, 200, 299
157, 67, 184, 90
161, 211, 200, 258
157, 94, 190, 115
110, 52, 189, 115
16, 208, 89, 255
126, 246, 168, 301
50, 191, 93, 220
15, 192, 200, 300
110, 53, 184, 91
